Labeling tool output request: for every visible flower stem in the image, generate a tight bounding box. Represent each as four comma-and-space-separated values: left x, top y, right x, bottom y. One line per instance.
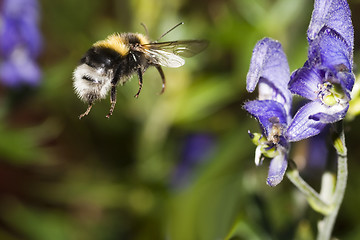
286, 167, 332, 215
317, 129, 348, 240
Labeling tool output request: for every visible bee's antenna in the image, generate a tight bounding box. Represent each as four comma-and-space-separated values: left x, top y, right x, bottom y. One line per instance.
157, 22, 184, 41
140, 22, 149, 38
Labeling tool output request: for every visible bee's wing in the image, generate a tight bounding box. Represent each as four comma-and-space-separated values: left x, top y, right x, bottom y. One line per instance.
141, 40, 208, 68
143, 48, 186, 68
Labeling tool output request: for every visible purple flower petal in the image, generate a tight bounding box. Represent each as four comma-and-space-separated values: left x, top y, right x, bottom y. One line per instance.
172, 134, 215, 188
0, 0, 42, 87
0, 50, 41, 86
266, 153, 288, 187
19, 20, 42, 57
1, 0, 42, 55
0, 18, 21, 56
287, 101, 328, 142
289, 65, 322, 100
244, 100, 287, 136
0, 60, 20, 86
336, 70, 355, 94
246, 38, 291, 107
309, 103, 349, 123
3, 0, 40, 20
307, 0, 353, 52
308, 28, 352, 73
306, 129, 329, 170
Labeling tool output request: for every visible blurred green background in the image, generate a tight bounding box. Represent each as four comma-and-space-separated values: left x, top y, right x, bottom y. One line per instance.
1, 0, 360, 239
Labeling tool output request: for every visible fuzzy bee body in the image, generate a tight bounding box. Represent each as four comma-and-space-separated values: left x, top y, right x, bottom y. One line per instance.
73, 27, 208, 119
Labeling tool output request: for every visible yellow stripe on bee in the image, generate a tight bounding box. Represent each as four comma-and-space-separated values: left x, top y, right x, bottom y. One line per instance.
93, 33, 130, 56
93, 33, 151, 55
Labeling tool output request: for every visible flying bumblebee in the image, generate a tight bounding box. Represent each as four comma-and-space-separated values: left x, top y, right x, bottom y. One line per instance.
73, 22, 208, 119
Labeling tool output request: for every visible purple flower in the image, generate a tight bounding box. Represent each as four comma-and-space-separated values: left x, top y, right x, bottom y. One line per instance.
243, 0, 354, 187
306, 128, 329, 171
287, 0, 354, 142
0, 0, 42, 86
244, 38, 292, 187
171, 133, 215, 188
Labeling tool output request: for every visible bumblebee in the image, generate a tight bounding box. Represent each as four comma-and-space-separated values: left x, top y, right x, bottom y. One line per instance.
73, 23, 208, 119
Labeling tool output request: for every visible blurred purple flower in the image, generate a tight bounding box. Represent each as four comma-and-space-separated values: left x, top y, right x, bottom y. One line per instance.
287, 0, 354, 141
244, 38, 292, 187
306, 128, 329, 170
171, 134, 215, 188
0, 0, 42, 86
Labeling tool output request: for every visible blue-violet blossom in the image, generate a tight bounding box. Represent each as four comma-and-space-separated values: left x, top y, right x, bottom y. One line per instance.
0, 0, 42, 86
171, 133, 215, 188
244, 38, 293, 187
244, 0, 354, 187
287, 0, 354, 141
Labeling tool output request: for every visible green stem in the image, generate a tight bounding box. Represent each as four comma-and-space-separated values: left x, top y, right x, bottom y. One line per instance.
286, 168, 332, 215
317, 130, 348, 240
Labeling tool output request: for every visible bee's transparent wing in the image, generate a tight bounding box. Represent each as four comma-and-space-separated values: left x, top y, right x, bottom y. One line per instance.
144, 48, 185, 68
141, 40, 208, 68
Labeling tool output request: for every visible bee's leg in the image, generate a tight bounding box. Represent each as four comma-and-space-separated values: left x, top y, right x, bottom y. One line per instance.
79, 103, 93, 119
106, 85, 117, 118
155, 65, 166, 94
134, 68, 143, 98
